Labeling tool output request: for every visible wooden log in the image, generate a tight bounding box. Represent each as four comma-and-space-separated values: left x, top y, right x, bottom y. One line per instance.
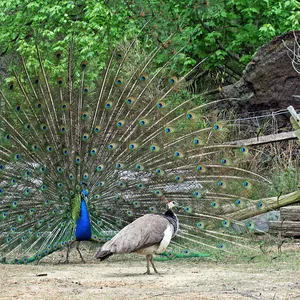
227, 190, 300, 221
281, 206, 300, 221
282, 231, 300, 237
226, 131, 298, 147
268, 221, 300, 231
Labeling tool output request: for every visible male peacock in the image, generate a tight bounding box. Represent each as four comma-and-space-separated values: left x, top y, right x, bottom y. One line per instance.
0, 23, 288, 266
63, 185, 91, 263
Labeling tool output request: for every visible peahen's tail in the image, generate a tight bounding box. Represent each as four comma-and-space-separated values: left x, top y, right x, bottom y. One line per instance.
95, 248, 113, 261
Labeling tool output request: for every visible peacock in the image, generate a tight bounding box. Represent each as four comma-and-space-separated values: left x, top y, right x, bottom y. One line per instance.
0, 21, 295, 266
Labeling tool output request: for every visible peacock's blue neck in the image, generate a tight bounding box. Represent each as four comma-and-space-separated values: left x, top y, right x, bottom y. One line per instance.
75, 198, 92, 241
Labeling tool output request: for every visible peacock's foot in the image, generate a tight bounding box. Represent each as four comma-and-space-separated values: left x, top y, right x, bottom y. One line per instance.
58, 259, 69, 264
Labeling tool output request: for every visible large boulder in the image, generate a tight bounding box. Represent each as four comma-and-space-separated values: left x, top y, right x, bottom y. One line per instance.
220, 31, 300, 127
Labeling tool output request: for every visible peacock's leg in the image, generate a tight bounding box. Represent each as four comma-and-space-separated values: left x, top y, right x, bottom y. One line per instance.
149, 254, 159, 274
76, 241, 85, 263
59, 244, 71, 264
144, 254, 151, 275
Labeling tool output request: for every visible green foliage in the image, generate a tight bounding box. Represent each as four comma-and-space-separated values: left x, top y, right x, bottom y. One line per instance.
0, 1, 138, 61
96, 0, 300, 76
272, 166, 300, 196
1, 0, 299, 78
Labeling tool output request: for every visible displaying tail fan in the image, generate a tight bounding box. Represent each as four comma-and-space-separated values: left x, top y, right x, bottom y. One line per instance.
0, 25, 283, 264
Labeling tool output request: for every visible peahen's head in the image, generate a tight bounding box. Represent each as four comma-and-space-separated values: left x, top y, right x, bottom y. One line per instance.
160, 196, 177, 210
167, 200, 177, 210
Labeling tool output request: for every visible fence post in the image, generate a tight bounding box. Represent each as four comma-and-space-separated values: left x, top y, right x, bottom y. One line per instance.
287, 105, 300, 142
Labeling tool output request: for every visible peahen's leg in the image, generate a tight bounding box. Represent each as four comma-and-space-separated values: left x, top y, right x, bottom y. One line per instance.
75, 241, 85, 263
144, 254, 151, 275
149, 254, 159, 274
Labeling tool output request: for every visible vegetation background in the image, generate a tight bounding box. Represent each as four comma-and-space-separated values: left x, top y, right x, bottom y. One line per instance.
1, 0, 299, 82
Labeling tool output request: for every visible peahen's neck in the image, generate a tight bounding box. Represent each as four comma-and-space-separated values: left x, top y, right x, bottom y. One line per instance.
164, 209, 179, 236
75, 198, 92, 241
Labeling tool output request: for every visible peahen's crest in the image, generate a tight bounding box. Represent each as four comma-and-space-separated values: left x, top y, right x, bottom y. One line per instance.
0, 24, 286, 264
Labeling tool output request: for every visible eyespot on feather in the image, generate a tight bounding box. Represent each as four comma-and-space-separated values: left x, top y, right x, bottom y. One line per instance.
186, 112, 195, 120
125, 97, 135, 105
169, 76, 178, 85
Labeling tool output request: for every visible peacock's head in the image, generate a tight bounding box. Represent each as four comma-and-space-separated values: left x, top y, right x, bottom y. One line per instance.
80, 182, 89, 202
81, 189, 89, 202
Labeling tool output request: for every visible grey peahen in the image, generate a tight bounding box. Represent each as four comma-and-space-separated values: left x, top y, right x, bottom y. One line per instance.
0, 22, 289, 266
96, 199, 178, 274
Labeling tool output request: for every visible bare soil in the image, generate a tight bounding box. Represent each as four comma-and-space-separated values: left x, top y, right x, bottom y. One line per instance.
1, 245, 300, 300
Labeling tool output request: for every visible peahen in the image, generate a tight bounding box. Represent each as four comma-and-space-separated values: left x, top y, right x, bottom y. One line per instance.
96, 199, 178, 274
0, 24, 287, 266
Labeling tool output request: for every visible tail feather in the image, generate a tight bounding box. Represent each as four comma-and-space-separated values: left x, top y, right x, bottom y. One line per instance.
96, 248, 114, 261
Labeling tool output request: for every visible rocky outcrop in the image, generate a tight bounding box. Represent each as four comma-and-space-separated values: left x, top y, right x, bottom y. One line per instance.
220, 31, 300, 125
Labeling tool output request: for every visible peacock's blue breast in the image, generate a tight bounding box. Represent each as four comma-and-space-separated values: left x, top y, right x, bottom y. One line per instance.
75, 199, 92, 241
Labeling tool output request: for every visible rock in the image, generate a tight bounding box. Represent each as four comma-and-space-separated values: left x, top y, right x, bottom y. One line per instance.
220, 31, 300, 128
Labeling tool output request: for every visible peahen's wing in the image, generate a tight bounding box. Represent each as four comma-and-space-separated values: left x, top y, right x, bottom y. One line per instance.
99, 214, 171, 254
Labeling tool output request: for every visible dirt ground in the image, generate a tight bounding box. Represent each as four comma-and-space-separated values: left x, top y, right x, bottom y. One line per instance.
1, 246, 300, 300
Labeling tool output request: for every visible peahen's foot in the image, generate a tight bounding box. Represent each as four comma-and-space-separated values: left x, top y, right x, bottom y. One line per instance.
143, 269, 151, 275
143, 269, 160, 275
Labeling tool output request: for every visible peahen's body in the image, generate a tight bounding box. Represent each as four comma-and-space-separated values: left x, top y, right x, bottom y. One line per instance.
0, 24, 287, 265
96, 200, 178, 274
